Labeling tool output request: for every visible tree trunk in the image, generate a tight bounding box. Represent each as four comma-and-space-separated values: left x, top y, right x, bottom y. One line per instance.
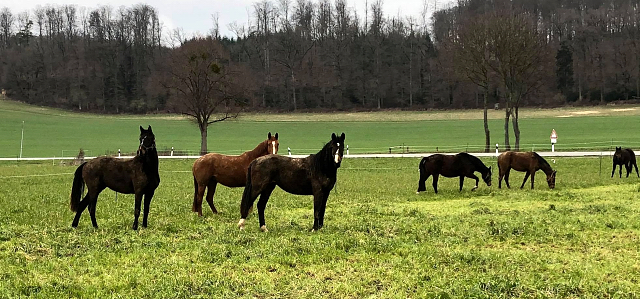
504, 105, 511, 151
483, 90, 490, 153
199, 123, 208, 155
511, 106, 520, 151
291, 69, 296, 111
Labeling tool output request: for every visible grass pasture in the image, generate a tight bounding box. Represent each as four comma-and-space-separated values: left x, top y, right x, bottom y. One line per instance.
1, 157, 640, 297
2, 99, 640, 158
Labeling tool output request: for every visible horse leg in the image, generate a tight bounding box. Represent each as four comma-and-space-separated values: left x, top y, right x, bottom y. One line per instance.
468, 174, 480, 191
318, 192, 330, 229
625, 163, 631, 178
620, 164, 623, 178
432, 174, 440, 194
193, 180, 207, 217
142, 190, 154, 228
504, 169, 511, 188
132, 192, 143, 230
498, 169, 504, 189
611, 162, 616, 178
520, 172, 530, 189
256, 184, 276, 232
71, 194, 91, 228
530, 171, 536, 189
634, 162, 639, 178
88, 195, 99, 228
205, 180, 218, 214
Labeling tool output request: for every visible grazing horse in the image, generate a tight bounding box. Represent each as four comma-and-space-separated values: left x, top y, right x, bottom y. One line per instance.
70, 126, 160, 230
416, 152, 492, 194
611, 147, 639, 178
238, 133, 345, 232
497, 151, 556, 189
191, 133, 279, 216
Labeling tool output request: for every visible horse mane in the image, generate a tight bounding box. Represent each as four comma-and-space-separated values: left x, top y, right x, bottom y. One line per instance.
311, 141, 336, 175
458, 152, 488, 172
533, 152, 552, 172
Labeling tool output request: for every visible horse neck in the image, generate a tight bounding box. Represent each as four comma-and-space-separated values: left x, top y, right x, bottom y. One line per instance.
466, 155, 488, 174
539, 162, 553, 176
311, 143, 337, 176
242, 141, 268, 160
138, 149, 159, 171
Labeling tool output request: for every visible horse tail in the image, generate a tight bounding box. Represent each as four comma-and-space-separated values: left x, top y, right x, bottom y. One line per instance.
240, 162, 255, 217
70, 162, 86, 212
419, 157, 428, 176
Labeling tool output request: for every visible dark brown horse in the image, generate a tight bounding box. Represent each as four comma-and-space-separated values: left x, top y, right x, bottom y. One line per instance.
238, 133, 345, 232
612, 147, 639, 178
498, 151, 556, 189
416, 153, 492, 194
191, 133, 279, 216
70, 126, 160, 230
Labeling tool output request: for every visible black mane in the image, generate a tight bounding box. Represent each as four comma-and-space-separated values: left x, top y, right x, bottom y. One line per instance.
533, 152, 552, 170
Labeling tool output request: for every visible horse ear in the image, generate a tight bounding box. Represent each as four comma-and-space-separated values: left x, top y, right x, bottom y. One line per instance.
331, 133, 337, 140
489, 166, 492, 171
268, 132, 272, 139
340, 132, 345, 141
275, 133, 278, 140
147, 126, 153, 133
140, 125, 145, 133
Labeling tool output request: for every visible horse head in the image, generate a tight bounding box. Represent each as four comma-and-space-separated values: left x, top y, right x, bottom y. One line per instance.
546, 170, 557, 189
483, 166, 492, 186
613, 146, 623, 162
331, 133, 346, 167
138, 125, 156, 155
267, 132, 279, 155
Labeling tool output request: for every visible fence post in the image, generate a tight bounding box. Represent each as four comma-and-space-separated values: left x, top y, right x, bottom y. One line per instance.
171, 147, 174, 156
346, 145, 349, 155
118, 149, 121, 157
288, 147, 291, 156
495, 144, 499, 157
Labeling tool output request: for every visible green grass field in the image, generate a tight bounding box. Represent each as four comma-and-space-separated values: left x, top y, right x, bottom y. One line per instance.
1, 157, 640, 297
2, 100, 640, 158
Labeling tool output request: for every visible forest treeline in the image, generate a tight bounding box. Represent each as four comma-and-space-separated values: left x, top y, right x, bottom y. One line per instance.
0, 0, 639, 113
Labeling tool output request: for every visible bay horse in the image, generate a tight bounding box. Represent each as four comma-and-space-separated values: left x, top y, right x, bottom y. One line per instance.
416, 153, 492, 194
611, 147, 639, 178
191, 132, 279, 216
497, 151, 556, 189
237, 133, 345, 232
70, 126, 160, 230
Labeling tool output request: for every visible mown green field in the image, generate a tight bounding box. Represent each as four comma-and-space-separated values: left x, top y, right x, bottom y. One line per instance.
1, 100, 640, 158
1, 157, 639, 297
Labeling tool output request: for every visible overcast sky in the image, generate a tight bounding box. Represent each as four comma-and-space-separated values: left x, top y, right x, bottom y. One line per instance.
5, 0, 456, 39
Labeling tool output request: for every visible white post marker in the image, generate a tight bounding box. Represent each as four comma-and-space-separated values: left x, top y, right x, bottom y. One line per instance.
171, 147, 174, 156
550, 129, 558, 152
19, 121, 24, 160
288, 147, 291, 156
346, 145, 349, 156
495, 143, 499, 157
118, 149, 121, 157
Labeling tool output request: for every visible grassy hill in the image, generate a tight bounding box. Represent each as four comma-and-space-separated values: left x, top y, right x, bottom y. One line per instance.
1, 99, 640, 158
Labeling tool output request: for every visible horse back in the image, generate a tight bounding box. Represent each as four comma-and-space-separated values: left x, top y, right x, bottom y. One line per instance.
625, 149, 637, 162
498, 151, 536, 172
83, 156, 137, 194
252, 155, 315, 195
193, 153, 251, 187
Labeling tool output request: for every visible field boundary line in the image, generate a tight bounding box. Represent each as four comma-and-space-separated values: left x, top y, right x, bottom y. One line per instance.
0, 172, 74, 179
0, 151, 615, 162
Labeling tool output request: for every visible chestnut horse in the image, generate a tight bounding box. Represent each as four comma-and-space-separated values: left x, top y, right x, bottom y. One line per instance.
191, 132, 279, 216
611, 147, 639, 178
497, 151, 557, 189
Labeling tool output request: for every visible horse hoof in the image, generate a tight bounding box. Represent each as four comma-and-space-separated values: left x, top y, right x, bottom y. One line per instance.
260, 225, 268, 232
471, 187, 478, 191
416, 191, 420, 194
238, 219, 246, 230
